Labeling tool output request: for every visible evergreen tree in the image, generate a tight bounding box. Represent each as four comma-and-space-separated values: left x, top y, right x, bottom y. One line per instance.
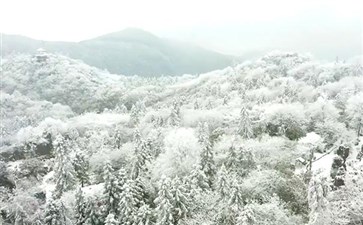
228, 181, 244, 210
307, 176, 330, 225
225, 145, 238, 170
44, 197, 68, 225
85, 198, 102, 225
198, 122, 216, 188
113, 124, 123, 149
136, 100, 147, 114
105, 213, 119, 225
75, 187, 88, 225
53, 134, 76, 198
216, 164, 230, 200
226, 146, 256, 177
214, 207, 237, 225
215, 180, 243, 225
103, 162, 120, 215
135, 203, 154, 225
132, 178, 146, 207
154, 177, 174, 225
115, 104, 128, 114
132, 141, 151, 179
117, 167, 128, 193
188, 164, 209, 192
133, 127, 142, 147
237, 106, 253, 139
238, 85, 247, 100
236, 204, 255, 225
169, 99, 181, 127
170, 176, 190, 224
145, 137, 157, 159
118, 180, 139, 225
73, 151, 90, 187
130, 104, 140, 126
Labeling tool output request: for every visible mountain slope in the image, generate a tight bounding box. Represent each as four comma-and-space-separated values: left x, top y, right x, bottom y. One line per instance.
1, 51, 363, 225
2, 28, 234, 76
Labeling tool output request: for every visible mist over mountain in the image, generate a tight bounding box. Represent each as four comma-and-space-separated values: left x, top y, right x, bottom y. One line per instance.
2, 28, 235, 76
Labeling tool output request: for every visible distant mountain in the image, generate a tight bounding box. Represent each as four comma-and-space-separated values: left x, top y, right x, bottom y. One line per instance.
2, 28, 235, 76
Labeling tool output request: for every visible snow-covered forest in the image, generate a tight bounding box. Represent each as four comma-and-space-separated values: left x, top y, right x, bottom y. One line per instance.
1, 51, 362, 225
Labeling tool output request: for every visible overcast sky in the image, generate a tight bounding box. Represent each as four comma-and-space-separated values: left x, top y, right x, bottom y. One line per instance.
1, 0, 362, 58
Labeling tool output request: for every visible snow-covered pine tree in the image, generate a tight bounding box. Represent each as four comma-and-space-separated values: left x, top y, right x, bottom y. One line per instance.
132, 177, 146, 207
105, 213, 119, 225
75, 187, 88, 225
215, 207, 237, 225
238, 84, 247, 100
170, 176, 190, 224
215, 180, 243, 225
118, 179, 139, 225
73, 151, 90, 187
135, 203, 154, 225
237, 106, 253, 139
67, 127, 80, 141
53, 134, 76, 198
198, 122, 216, 188
188, 164, 209, 192
113, 124, 123, 149
136, 100, 147, 114
115, 104, 128, 114
216, 164, 230, 200
130, 104, 140, 126
225, 145, 238, 171
132, 141, 150, 179
103, 162, 120, 216
307, 176, 330, 225
44, 197, 68, 225
169, 99, 181, 127
154, 176, 174, 225
117, 167, 127, 192
145, 136, 156, 159
147, 128, 163, 158
228, 181, 244, 210
226, 146, 256, 177
85, 198, 102, 225
133, 127, 142, 146
236, 203, 255, 225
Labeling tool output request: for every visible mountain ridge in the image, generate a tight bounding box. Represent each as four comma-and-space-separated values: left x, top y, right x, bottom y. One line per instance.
2, 28, 235, 76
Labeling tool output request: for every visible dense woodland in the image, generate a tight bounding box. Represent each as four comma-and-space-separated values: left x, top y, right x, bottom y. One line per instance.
0, 51, 362, 225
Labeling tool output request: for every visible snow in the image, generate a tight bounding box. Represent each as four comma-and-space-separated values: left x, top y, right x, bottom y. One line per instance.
67, 113, 129, 129
298, 132, 322, 146
1, 51, 362, 224
40, 171, 56, 201
82, 183, 104, 198
182, 109, 225, 128
6, 160, 22, 172
312, 153, 335, 177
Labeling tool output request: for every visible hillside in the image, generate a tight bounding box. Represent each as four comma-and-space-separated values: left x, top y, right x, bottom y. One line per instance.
1, 51, 363, 225
2, 28, 234, 76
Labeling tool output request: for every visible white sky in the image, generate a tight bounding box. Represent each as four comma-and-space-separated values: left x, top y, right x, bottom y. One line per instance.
1, 0, 362, 57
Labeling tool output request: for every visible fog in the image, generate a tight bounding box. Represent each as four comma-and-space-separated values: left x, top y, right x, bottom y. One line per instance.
1, 0, 362, 59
